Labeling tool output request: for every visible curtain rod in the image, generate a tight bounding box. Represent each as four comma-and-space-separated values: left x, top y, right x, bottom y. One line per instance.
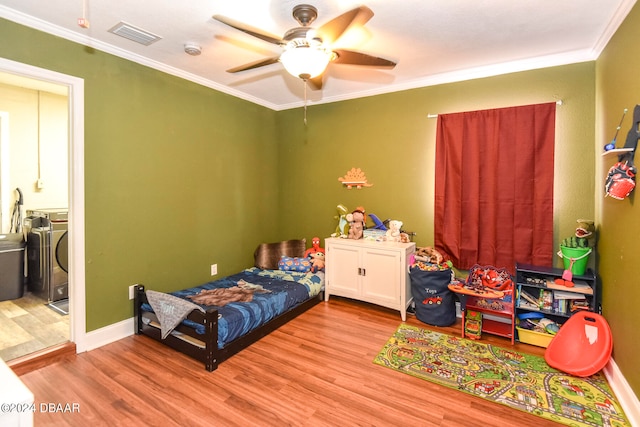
427, 100, 563, 118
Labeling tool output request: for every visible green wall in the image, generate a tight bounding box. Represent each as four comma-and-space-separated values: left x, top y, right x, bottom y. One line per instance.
275, 4, 640, 397
596, 1, 640, 398
277, 64, 596, 258
0, 18, 281, 330
2, 5, 639, 398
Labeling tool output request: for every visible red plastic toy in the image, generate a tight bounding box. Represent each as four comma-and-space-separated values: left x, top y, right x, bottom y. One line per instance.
544, 311, 613, 377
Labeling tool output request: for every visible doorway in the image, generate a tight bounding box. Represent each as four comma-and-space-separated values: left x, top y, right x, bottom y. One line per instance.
0, 57, 86, 360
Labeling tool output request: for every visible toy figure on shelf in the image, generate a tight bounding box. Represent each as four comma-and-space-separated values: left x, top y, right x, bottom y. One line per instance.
385, 220, 403, 242
304, 237, 325, 258
331, 204, 350, 238
347, 209, 365, 240
575, 219, 596, 247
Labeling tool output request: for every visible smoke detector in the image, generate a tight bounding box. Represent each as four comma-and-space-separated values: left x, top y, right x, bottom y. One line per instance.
184, 44, 202, 56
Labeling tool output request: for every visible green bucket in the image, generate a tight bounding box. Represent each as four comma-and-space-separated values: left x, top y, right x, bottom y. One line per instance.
558, 246, 591, 275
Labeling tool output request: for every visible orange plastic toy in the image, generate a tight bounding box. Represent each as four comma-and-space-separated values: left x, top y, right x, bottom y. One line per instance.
544, 311, 613, 377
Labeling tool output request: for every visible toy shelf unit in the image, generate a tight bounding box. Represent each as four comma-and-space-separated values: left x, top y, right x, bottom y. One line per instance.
324, 237, 415, 321
460, 294, 515, 344
515, 263, 598, 347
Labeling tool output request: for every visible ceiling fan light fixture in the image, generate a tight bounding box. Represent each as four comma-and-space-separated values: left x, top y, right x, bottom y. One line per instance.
280, 40, 332, 80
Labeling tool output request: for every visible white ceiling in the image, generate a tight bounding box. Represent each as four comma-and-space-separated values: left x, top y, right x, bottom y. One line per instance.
0, 0, 636, 110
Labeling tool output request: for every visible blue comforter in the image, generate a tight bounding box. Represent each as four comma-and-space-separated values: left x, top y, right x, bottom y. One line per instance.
143, 267, 323, 348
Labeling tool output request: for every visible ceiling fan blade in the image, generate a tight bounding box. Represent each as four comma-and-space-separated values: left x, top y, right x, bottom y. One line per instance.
226, 56, 281, 73
213, 15, 284, 45
316, 6, 374, 45
306, 75, 324, 91
332, 49, 397, 68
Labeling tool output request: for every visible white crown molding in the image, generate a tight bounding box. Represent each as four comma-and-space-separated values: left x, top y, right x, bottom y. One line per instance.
0, 5, 280, 111
0, 4, 617, 112
2, 2, 636, 112
300, 49, 597, 110
591, 0, 638, 55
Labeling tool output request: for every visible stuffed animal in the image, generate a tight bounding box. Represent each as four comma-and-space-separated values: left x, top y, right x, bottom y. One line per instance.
385, 220, 403, 242
575, 219, 596, 246
309, 251, 325, 272
355, 205, 367, 227
347, 210, 365, 240
415, 246, 444, 264
481, 268, 513, 291
304, 236, 325, 258
331, 204, 350, 238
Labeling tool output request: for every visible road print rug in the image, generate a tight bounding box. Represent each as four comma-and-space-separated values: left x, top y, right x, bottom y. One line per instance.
373, 323, 630, 427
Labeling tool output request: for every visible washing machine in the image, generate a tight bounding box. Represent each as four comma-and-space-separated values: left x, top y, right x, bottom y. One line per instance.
24, 208, 68, 302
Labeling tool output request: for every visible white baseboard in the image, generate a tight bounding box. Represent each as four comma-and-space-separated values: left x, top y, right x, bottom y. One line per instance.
604, 358, 640, 426
75, 317, 134, 353
456, 301, 639, 424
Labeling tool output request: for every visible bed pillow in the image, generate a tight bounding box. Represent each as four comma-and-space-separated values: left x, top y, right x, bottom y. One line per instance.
254, 239, 306, 270
278, 256, 312, 272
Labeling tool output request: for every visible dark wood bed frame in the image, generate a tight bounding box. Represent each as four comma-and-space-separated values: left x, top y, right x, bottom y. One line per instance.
134, 284, 322, 371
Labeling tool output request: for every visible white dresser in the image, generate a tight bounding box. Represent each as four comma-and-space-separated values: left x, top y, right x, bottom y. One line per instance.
325, 237, 415, 320
0, 359, 34, 427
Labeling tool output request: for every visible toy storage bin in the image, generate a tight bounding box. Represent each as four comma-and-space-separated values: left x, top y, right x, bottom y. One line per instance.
558, 245, 591, 275
409, 266, 456, 326
516, 326, 554, 348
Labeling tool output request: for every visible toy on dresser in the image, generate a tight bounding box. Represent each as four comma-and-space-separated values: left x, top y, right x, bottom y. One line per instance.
384, 220, 402, 242
347, 209, 365, 240
332, 204, 350, 238
383, 219, 412, 243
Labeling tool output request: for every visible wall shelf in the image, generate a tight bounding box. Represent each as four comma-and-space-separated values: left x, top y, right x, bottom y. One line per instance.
601, 148, 634, 157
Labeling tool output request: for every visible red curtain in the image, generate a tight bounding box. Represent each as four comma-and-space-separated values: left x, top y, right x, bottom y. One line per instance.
434, 103, 556, 274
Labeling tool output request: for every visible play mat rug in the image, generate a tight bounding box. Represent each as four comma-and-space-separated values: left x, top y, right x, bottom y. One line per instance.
373, 324, 630, 427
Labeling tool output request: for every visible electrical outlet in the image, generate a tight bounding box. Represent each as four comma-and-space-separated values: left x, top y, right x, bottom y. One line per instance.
211, 264, 218, 276
129, 284, 137, 300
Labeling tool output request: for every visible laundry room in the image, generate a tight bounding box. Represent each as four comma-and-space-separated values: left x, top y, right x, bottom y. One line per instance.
0, 77, 70, 362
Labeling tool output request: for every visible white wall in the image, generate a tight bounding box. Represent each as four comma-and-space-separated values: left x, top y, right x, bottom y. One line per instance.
0, 83, 68, 232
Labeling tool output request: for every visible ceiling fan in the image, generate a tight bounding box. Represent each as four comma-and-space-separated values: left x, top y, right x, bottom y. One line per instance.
213, 4, 396, 90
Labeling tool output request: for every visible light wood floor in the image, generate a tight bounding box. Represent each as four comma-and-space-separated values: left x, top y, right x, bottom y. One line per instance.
19, 297, 560, 427
0, 292, 69, 361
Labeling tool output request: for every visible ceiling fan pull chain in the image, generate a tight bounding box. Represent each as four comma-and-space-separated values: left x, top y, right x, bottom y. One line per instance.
304, 80, 308, 126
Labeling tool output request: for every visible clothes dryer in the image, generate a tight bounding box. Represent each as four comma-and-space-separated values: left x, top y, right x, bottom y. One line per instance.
24, 209, 68, 302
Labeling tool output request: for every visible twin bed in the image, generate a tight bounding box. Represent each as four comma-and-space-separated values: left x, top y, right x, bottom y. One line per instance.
134, 239, 324, 371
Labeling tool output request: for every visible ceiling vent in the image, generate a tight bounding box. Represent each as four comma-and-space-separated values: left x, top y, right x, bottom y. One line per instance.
108, 22, 162, 46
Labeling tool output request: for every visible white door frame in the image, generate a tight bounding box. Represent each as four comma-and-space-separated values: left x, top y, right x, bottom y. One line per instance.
0, 111, 10, 233
0, 57, 86, 351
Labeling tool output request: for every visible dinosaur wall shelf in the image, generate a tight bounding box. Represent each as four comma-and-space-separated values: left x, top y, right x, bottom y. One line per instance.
338, 167, 373, 189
